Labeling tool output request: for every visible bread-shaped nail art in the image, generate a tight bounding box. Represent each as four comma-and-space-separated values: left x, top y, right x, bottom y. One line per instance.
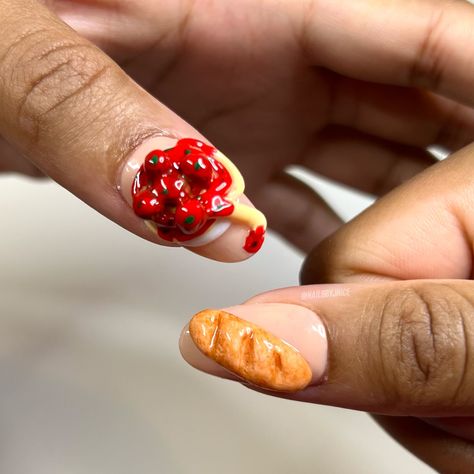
122, 137, 266, 253
189, 309, 313, 392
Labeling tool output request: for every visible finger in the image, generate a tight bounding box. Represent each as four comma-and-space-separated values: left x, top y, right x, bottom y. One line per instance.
53, 2, 474, 153
49, 0, 474, 163
0, 136, 43, 176
374, 415, 474, 473
0, 0, 266, 262
328, 76, 474, 151
302, 142, 474, 283
300, 0, 474, 107
254, 173, 342, 253
41, 0, 172, 57
421, 416, 474, 442
300, 100, 474, 445
180, 279, 474, 416
302, 126, 436, 196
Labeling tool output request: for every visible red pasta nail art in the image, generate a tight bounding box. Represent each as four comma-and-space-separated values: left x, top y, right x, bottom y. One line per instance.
244, 225, 266, 253
131, 138, 267, 251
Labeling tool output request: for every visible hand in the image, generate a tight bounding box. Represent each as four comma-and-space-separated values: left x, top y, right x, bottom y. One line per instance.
180, 144, 474, 472
172, 2, 474, 473
5, 0, 474, 251
174, 2, 474, 471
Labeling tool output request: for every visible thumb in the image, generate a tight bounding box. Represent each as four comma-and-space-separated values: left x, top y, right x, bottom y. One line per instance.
0, 0, 266, 262
179, 279, 474, 417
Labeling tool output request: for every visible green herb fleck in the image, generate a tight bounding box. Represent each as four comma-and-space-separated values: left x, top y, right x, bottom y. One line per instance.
151, 155, 158, 164
184, 215, 195, 224
184, 149, 191, 155
194, 161, 202, 170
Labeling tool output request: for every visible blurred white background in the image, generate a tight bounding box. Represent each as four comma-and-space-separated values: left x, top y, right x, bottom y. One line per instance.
0, 172, 434, 474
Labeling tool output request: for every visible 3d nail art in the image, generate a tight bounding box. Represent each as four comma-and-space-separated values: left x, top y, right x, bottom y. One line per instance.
127, 138, 266, 252
189, 309, 313, 392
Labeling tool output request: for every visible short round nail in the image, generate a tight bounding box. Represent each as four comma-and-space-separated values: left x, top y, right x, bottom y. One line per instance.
118, 136, 267, 260
179, 303, 328, 392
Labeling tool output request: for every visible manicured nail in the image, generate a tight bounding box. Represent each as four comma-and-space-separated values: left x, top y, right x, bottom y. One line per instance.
119, 136, 266, 257
179, 303, 328, 392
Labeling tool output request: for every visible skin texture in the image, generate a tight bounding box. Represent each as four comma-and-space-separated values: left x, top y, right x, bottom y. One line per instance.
5, 0, 474, 249
183, 151, 474, 471
299, 139, 474, 472
3, 0, 474, 470
205, 131, 474, 470
0, 0, 264, 262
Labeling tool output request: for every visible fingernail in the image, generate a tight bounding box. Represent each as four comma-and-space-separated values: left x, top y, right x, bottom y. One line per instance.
179, 303, 328, 392
119, 136, 267, 260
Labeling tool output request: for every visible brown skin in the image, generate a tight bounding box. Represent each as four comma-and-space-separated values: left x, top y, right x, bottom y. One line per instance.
3, 0, 474, 470
3, 0, 474, 248
300, 141, 474, 470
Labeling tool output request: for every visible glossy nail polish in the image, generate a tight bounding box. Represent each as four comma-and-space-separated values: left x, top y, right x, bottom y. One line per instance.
119, 136, 266, 254
180, 303, 328, 392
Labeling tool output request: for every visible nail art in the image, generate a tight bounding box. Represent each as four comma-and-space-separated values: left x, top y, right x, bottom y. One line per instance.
189, 309, 313, 392
121, 137, 266, 252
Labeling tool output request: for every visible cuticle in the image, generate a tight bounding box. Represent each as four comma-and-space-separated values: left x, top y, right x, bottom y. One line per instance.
114, 128, 181, 193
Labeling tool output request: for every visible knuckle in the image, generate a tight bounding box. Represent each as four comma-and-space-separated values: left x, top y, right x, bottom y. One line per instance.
2, 28, 113, 146
376, 283, 473, 409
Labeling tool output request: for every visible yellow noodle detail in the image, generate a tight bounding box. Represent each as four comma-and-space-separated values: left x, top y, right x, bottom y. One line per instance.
213, 150, 266, 230
228, 203, 267, 230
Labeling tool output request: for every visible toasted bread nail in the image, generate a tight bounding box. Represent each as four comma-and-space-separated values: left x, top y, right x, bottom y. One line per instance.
189, 309, 312, 392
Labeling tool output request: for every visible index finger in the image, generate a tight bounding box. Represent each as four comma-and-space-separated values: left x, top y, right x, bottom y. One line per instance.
0, 0, 266, 262
179, 279, 474, 416
301, 0, 474, 105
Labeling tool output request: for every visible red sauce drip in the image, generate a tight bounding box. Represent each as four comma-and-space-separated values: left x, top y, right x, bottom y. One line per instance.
131, 138, 235, 243
244, 226, 265, 253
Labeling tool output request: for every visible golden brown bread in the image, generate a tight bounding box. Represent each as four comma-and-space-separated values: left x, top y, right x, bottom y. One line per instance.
189, 309, 312, 392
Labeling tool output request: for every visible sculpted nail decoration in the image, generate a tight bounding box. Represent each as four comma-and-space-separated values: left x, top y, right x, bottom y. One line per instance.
189, 309, 313, 392
244, 225, 266, 253
130, 138, 266, 252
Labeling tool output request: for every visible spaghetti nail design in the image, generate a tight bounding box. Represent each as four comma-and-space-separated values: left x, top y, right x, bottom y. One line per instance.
120, 137, 266, 252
